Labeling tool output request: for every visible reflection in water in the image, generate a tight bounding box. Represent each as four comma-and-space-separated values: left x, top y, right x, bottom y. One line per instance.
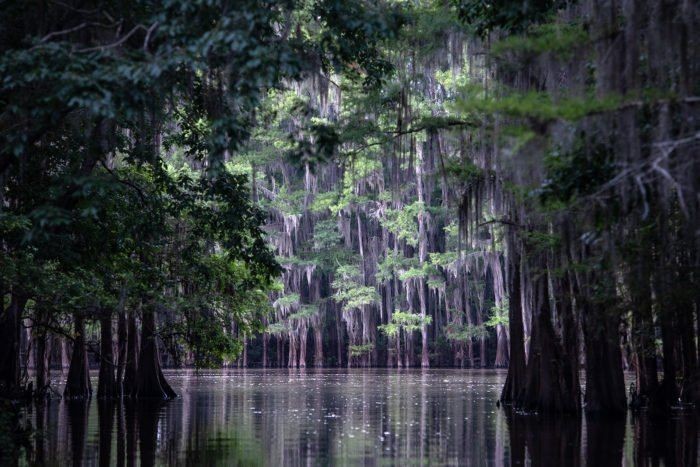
586, 414, 625, 467
13, 370, 700, 465
97, 401, 113, 467
632, 413, 699, 467
67, 400, 88, 467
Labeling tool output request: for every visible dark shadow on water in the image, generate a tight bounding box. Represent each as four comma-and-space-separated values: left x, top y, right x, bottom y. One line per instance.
505, 410, 583, 467
632, 411, 698, 467
66, 400, 89, 467
97, 400, 114, 467
136, 400, 166, 467
586, 414, 625, 467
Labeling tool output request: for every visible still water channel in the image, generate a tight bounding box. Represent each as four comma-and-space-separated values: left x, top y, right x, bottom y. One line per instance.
14, 369, 700, 465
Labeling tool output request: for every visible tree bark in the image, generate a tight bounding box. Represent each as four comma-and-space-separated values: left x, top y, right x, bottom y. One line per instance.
97, 310, 117, 399
298, 327, 307, 368
0, 293, 28, 396
64, 313, 92, 400
134, 306, 176, 399
35, 327, 51, 396
116, 309, 128, 396
313, 325, 324, 367
262, 332, 269, 368
629, 247, 659, 409
122, 311, 139, 397
517, 271, 579, 413
582, 297, 627, 413
494, 322, 509, 367
501, 251, 525, 403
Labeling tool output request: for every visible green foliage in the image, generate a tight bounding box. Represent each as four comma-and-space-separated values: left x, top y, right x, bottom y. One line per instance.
266, 322, 289, 335
349, 343, 375, 356
270, 187, 307, 217
379, 311, 432, 337
381, 202, 425, 247
376, 252, 407, 283
398, 262, 438, 282
310, 191, 339, 214
332, 264, 379, 312
537, 138, 615, 209
430, 251, 459, 268
456, 0, 563, 37
457, 86, 623, 123
485, 299, 509, 327
274, 293, 301, 311
288, 304, 320, 321
443, 159, 483, 184
312, 219, 342, 251
445, 323, 488, 342
492, 23, 588, 59
175, 312, 243, 369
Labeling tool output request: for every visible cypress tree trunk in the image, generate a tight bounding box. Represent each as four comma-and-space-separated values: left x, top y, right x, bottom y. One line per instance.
676, 263, 699, 404
116, 309, 128, 396
97, 310, 117, 399
262, 332, 269, 368
122, 311, 139, 397
629, 247, 659, 409
559, 271, 582, 412
494, 324, 509, 368
501, 251, 525, 403
242, 336, 248, 368
313, 325, 323, 367
134, 306, 176, 399
64, 313, 92, 400
582, 298, 627, 413
60, 337, 71, 374
288, 332, 298, 368
0, 293, 28, 396
35, 329, 51, 396
33, 306, 51, 396
517, 271, 578, 413
276, 335, 282, 367
658, 305, 679, 407
415, 144, 430, 368
299, 328, 307, 368
335, 318, 342, 367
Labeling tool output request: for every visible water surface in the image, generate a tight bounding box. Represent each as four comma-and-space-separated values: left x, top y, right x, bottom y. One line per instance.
15, 369, 700, 465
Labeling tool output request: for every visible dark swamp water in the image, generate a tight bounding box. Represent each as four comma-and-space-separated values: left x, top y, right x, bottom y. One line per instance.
5, 369, 699, 466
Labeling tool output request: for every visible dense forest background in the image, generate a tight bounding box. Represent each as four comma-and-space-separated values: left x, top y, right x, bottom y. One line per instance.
1, 0, 698, 416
